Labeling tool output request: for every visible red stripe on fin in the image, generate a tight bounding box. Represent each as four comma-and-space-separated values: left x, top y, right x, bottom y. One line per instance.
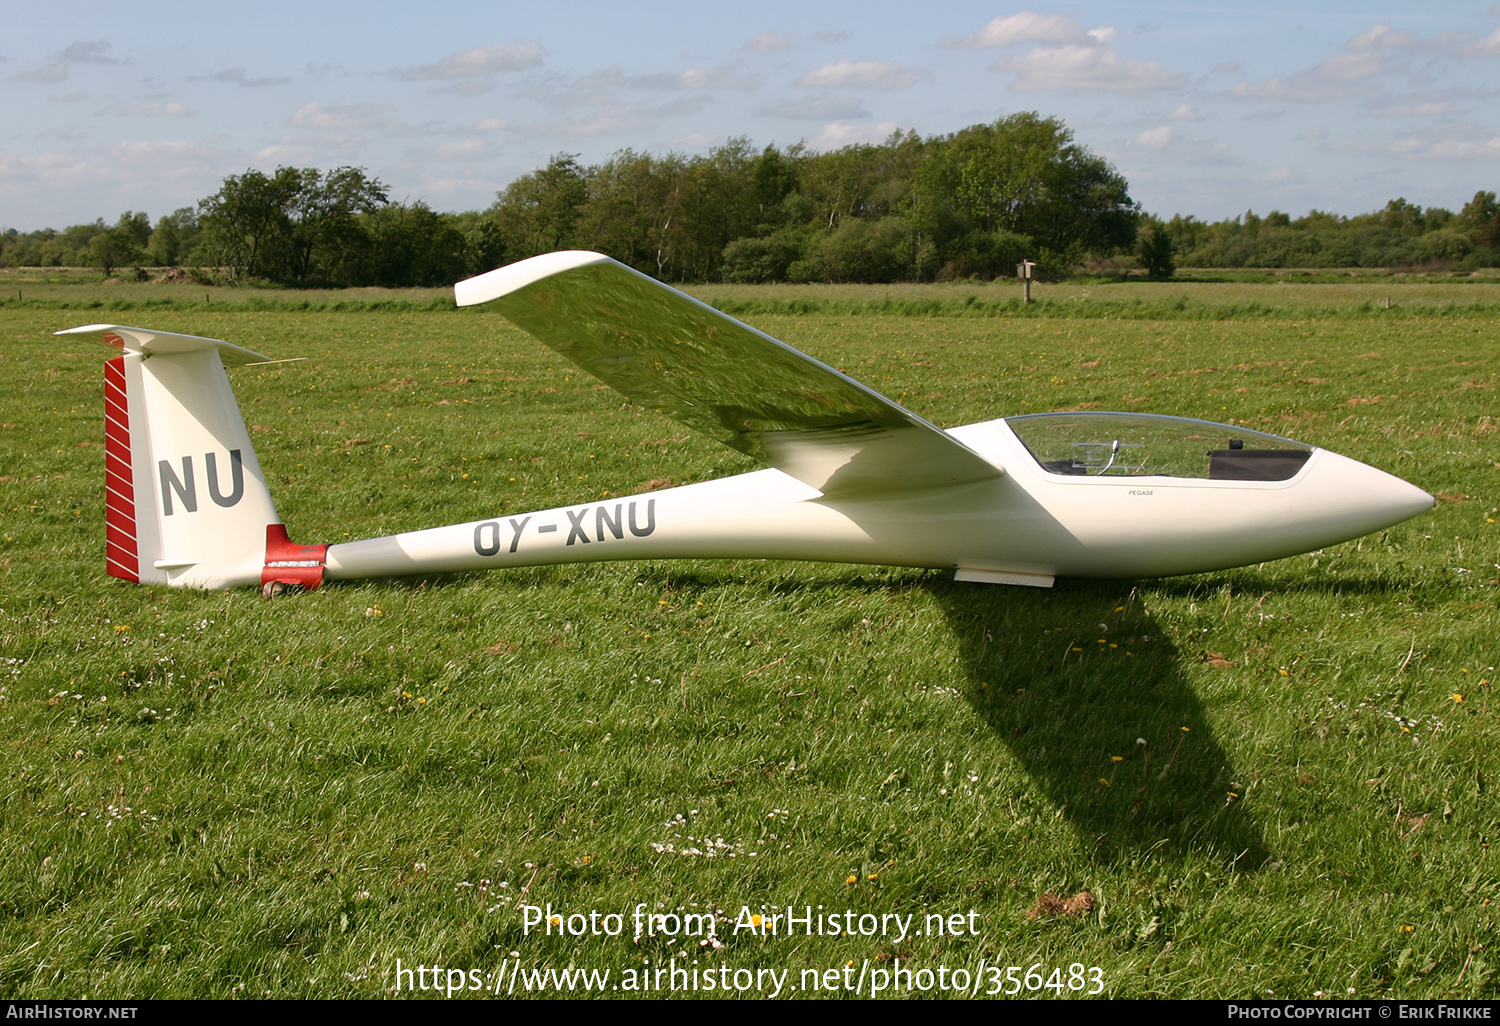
103, 356, 137, 581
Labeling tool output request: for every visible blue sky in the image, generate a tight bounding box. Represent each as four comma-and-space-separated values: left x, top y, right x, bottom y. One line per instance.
4, 1, 1499, 231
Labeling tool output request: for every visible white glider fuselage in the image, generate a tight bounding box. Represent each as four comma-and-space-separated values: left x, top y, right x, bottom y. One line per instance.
321, 417, 1432, 588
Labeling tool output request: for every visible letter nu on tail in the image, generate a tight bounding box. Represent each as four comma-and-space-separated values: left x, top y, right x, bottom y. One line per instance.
60, 324, 326, 592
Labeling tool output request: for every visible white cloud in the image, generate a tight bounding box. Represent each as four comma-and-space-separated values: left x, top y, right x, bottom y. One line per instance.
527, 106, 648, 137
795, 58, 926, 90
1355, 23, 1472, 53
1169, 103, 1198, 120
517, 95, 706, 140
1231, 52, 1380, 102
417, 174, 497, 199
106, 139, 231, 176
744, 32, 793, 54
1392, 135, 1500, 160
576, 67, 624, 89
1133, 125, 1175, 149
1232, 22, 1498, 108
516, 77, 618, 111
102, 102, 194, 117
288, 102, 393, 130
428, 138, 489, 160
671, 67, 732, 89
11, 61, 68, 83
1346, 25, 1423, 51
0, 140, 222, 193
212, 68, 291, 88
474, 118, 508, 132
258, 132, 364, 154
438, 80, 494, 97
955, 14, 1185, 94
1340, 23, 1482, 57
35, 125, 93, 143
803, 120, 901, 150
254, 141, 325, 163
995, 45, 1185, 93
0, 138, 237, 227
252, 130, 369, 164
762, 94, 868, 120
58, 41, 117, 64
815, 30, 849, 43
1127, 124, 1234, 163
399, 42, 542, 81
627, 66, 759, 91
1326, 123, 1500, 160
1458, 27, 1500, 57
13, 41, 121, 84
0, 150, 106, 189
1369, 101, 1459, 117
946, 13, 1095, 48
668, 132, 718, 149
560, 64, 758, 95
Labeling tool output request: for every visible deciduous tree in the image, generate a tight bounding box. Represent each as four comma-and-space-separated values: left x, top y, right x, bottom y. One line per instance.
198, 166, 386, 282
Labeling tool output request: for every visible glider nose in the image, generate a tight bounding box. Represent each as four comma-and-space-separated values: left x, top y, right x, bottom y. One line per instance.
1378, 474, 1436, 526
1314, 449, 1434, 535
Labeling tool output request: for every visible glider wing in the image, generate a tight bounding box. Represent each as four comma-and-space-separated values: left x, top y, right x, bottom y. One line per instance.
456, 252, 1002, 498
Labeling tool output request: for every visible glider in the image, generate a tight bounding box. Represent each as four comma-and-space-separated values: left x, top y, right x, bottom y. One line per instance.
60, 250, 1434, 594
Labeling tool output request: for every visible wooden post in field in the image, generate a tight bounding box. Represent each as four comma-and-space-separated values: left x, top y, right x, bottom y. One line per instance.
1017, 260, 1036, 304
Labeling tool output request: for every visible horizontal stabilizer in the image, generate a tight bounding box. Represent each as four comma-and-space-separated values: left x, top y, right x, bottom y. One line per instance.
56, 324, 272, 365
456, 252, 1002, 498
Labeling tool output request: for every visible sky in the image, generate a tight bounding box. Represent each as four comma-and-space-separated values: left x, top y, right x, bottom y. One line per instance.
3, 1, 1499, 232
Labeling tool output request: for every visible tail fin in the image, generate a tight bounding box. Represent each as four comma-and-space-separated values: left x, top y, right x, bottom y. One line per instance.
58, 324, 325, 590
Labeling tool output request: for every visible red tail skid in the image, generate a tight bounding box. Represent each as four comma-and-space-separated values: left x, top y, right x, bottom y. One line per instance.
262, 524, 328, 590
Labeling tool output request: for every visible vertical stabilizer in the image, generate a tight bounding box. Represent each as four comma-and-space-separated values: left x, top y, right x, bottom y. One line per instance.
60, 325, 309, 589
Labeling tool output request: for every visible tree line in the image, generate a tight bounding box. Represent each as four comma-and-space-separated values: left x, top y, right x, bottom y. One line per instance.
1141, 196, 1500, 275
2, 112, 1497, 284
0, 115, 1134, 285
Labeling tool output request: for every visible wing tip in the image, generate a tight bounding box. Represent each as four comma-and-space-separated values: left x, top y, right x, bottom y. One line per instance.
54, 323, 121, 337
454, 251, 618, 308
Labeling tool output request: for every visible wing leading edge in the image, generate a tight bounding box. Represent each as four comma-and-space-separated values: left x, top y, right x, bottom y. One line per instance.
456, 252, 1002, 498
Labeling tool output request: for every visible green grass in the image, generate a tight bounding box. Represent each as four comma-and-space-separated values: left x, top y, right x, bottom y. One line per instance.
0, 294, 1497, 999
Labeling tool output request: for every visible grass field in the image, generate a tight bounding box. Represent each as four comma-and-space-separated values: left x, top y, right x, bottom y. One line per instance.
1, 281, 1497, 999
7, 263, 1500, 318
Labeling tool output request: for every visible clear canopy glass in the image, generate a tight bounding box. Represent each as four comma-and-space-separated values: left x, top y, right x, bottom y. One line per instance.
1005, 413, 1313, 481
